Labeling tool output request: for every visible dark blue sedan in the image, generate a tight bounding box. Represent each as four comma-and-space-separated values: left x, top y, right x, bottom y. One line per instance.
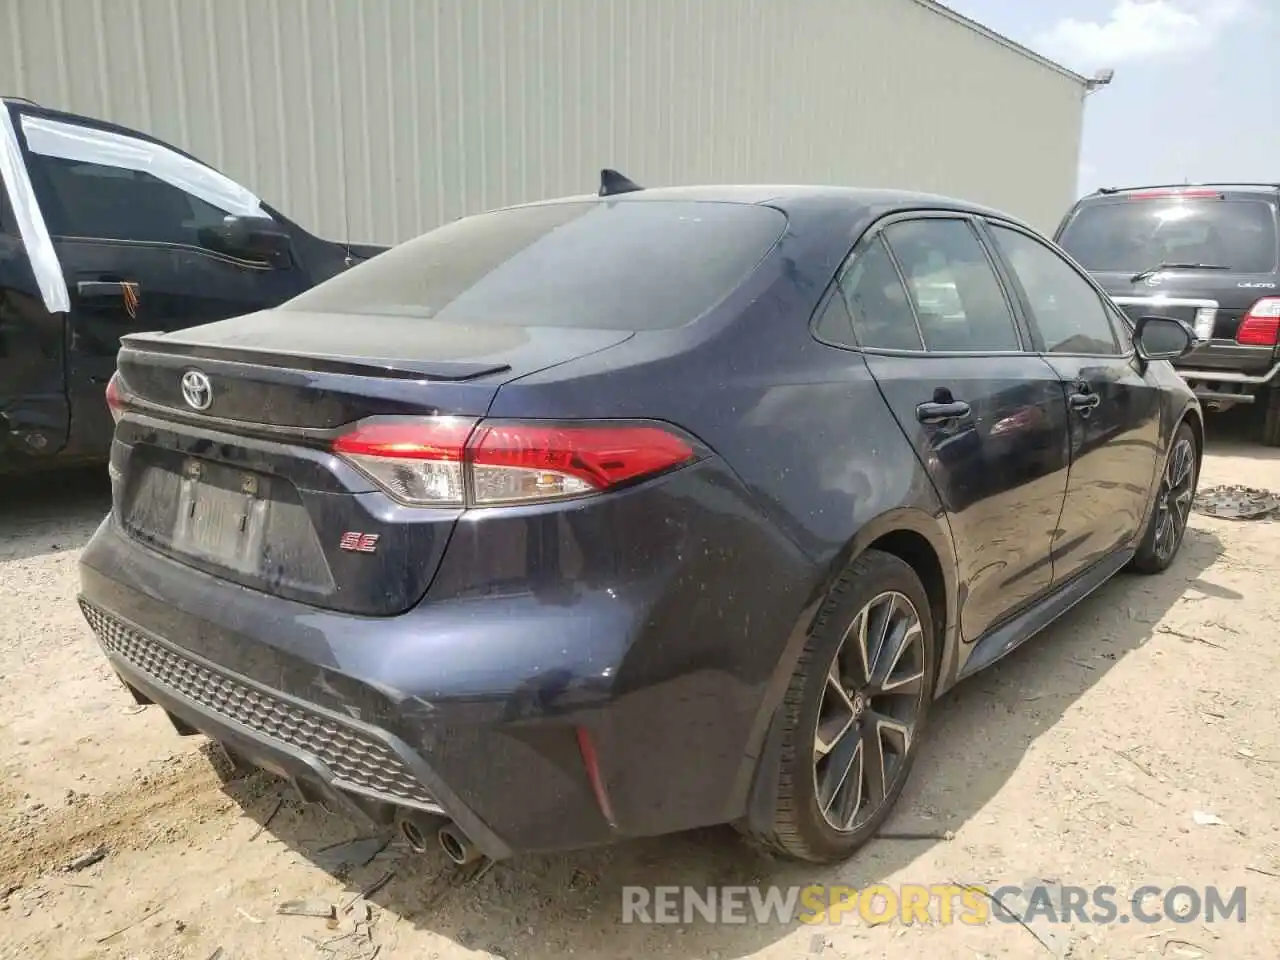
79, 178, 1203, 865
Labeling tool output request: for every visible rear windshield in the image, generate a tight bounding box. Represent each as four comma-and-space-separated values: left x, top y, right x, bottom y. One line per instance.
1058, 198, 1279, 274
282, 200, 787, 329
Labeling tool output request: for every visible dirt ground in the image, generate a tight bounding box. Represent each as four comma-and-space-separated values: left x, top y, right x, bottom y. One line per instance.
2, 415, 1278, 960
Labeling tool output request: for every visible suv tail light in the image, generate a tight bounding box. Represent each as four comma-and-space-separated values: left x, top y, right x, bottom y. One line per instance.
105, 372, 126, 424
333, 417, 697, 507
1236, 298, 1280, 346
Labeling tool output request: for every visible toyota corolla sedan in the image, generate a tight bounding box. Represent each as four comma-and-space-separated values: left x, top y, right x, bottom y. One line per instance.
79, 178, 1202, 865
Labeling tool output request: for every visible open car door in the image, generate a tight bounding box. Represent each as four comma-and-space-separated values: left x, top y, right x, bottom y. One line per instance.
6, 101, 316, 462
0, 100, 71, 465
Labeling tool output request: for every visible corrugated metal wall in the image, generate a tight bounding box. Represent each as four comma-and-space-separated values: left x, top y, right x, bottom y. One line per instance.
0, 0, 1084, 244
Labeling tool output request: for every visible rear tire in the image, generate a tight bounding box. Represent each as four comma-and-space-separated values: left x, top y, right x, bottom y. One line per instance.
756, 550, 936, 863
1131, 421, 1198, 575
1262, 387, 1280, 447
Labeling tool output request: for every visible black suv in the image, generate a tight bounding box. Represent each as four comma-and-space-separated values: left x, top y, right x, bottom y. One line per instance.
1055, 184, 1280, 443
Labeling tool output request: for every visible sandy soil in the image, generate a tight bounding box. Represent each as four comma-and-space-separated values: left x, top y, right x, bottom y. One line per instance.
2, 416, 1278, 960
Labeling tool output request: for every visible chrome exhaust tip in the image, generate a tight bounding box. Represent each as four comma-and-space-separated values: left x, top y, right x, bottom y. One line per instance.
437, 821, 483, 866
399, 814, 445, 854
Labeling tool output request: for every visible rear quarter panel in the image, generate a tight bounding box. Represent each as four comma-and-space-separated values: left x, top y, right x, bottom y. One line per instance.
486, 206, 960, 800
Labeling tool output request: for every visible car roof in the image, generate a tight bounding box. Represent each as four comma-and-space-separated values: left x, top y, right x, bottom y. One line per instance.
494, 183, 1027, 227
1079, 183, 1280, 202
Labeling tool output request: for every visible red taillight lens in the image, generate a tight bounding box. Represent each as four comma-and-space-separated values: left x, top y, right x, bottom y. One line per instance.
1236, 298, 1280, 346
468, 423, 694, 505
332, 417, 476, 506
331, 417, 696, 507
105, 372, 125, 424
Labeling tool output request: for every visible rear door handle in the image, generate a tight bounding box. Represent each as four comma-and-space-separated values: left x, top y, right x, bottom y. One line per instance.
77, 280, 136, 297
916, 400, 971, 424
1068, 392, 1101, 412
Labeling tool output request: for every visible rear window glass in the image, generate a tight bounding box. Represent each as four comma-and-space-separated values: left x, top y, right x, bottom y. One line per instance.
281, 200, 787, 329
1058, 198, 1279, 274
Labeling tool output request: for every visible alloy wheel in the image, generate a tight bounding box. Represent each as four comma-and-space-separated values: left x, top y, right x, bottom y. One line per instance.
1154, 436, 1196, 562
812, 590, 927, 833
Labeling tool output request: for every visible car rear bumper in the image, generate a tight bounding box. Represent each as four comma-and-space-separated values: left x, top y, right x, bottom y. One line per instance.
1174, 353, 1280, 405
81, 596, 488, 840
77, 463, 814, 857
1175, 342, 1278, 379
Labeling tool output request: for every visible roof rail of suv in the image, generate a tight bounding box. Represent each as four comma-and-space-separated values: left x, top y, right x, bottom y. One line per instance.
1, 96, 40, 107
1094, 182, 1280, 195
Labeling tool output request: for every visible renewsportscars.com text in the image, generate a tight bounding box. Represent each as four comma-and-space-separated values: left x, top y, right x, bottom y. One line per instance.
620, 883, 1248, 926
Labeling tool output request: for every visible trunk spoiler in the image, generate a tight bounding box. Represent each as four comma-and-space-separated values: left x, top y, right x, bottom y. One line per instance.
119, 330, 510, 382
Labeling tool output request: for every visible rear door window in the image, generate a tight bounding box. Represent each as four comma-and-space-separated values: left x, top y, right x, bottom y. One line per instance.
839, 236, 923, 350
282, 200, 787, 330
882, 218, 1022, 352
1058, 198, 1280, 274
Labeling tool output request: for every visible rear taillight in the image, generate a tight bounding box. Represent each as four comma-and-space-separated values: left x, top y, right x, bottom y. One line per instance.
1236, 298, 1280, 346
105, 372, 125, 424
332, 417, 474, 506
332, 417, 697, 507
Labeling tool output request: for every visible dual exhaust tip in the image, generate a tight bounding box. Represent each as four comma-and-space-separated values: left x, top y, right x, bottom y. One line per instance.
400, 815, 482, 866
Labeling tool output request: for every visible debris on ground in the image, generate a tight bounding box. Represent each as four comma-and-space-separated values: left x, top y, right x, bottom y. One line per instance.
1194, 485, 1280, 520
1191, 810, 1227, 827
341, 871, 395, 911
95, 901, 168, 943
277, 899, 338, 919
60, 845, 107, 872
313, 835, 391, 874
248, 796, 283, 841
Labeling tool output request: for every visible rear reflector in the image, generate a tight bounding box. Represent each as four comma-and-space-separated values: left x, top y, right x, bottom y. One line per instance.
575, 726, 617, 827
1236, 298, 1280, 347
332, 417, 697, 507
105, 372, 125, 424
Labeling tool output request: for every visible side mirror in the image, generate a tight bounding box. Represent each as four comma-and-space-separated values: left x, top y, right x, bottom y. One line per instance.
198, 214, 292, 267
1134, 315, 1196, 362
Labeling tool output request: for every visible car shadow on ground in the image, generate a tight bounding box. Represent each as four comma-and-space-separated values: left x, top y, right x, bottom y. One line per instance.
0, 466, 110, 564
217, 524, 1225, 958
1202, 404, 1280, 462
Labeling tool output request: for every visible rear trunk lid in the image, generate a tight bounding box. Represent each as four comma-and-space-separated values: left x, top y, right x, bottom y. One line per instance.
107, 196, 787, 615
111, 312, 631, 616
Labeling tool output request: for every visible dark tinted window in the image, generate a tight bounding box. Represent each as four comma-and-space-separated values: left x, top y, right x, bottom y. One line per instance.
282, 201, 787, 329
31, 155, 229, 245
990, 225, 1121, 355
1058, 198, 1280, 274
840, 237, 922, 350
813, 291, 858, 346
884, 219, 1021, 352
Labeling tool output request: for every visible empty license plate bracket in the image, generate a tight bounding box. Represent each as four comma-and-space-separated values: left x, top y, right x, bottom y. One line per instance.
171, 458, 270, 573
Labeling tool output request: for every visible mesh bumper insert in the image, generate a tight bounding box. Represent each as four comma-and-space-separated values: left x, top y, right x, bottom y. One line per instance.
80, 600, 440, 812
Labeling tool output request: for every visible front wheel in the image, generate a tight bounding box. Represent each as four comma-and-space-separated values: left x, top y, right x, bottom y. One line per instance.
757, 550, 936, 863
1131, 421, 1198, 574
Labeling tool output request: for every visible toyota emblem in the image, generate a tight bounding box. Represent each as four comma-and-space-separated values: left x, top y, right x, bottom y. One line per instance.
180, 369, 213, 411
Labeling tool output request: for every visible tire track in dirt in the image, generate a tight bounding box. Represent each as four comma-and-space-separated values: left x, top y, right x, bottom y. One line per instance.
0, 751, 229, 889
